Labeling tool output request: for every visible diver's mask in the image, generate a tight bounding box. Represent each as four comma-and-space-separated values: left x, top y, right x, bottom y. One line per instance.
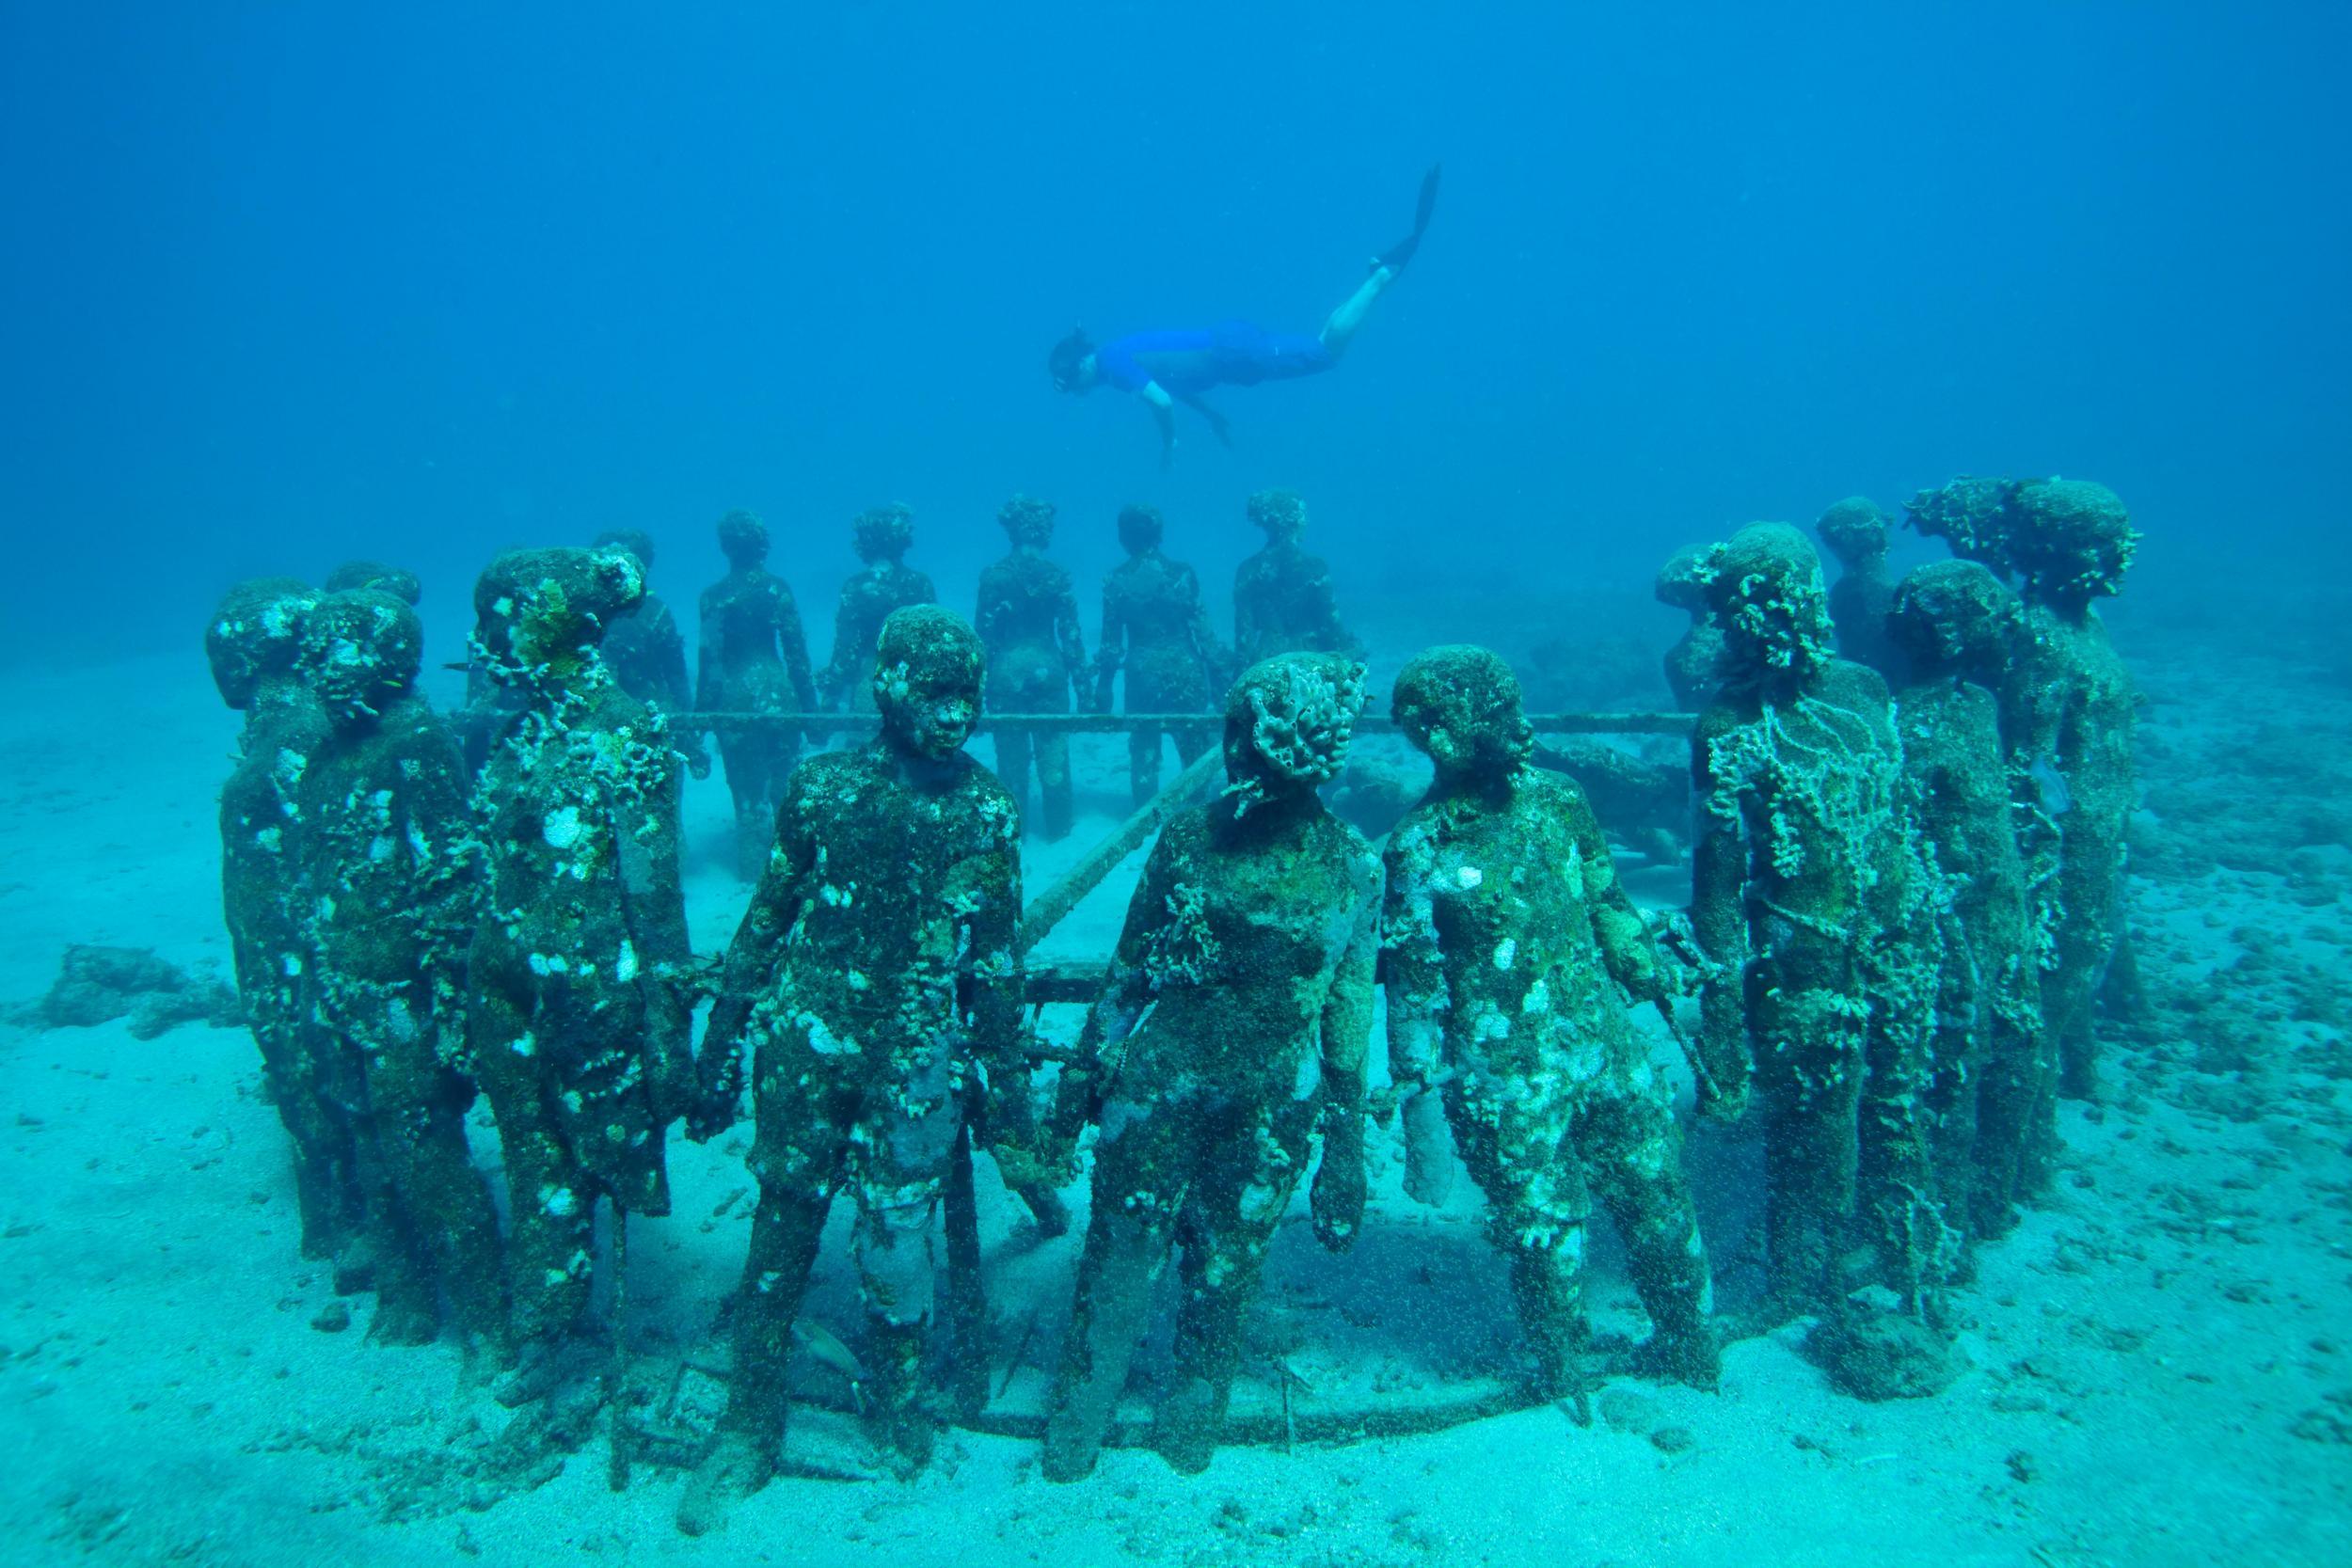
1046, 325, 1094, 392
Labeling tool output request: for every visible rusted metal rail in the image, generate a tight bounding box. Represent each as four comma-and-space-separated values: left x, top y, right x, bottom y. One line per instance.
691, 710, 1696, 737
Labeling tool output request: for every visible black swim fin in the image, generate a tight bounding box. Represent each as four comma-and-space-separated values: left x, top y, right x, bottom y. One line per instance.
1378, 163, 1442, 273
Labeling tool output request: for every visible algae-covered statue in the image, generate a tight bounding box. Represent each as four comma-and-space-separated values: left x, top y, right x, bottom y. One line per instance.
297, 588, 506, 1352
1231, 489, 1362, 668
976, 494, 1087, 840
1815, 497, 1902, 679
209, 577, 356, 1263
698, 509, 820, 878
1886, 562, 2049, 1237
2007, 480, 2138, 1101
678, 606, 1041, 1527
819, 503, 938, 712
1041, 652, 1379, 1481
591, 528, 707, 780
1382, 646, 1718, 1396
1090, 502, 1231, 809
466, 547, 695, 1388
1685, 524, 1948, 1316
1654, 545, 1724, 712
1907, 475, 2140, 1101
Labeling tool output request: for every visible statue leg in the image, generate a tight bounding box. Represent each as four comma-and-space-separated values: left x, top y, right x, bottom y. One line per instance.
1580, 1087, 1719, 1388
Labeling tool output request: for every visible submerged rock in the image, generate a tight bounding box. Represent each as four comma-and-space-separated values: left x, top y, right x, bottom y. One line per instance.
1804, 1307, 1965, 1402
35, 944, 241, 1037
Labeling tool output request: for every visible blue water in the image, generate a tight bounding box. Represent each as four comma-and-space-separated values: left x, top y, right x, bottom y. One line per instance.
4, 4, 2346, 664
3, 7, 2350, 1566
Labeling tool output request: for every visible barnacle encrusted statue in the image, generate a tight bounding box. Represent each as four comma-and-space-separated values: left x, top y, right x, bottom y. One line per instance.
1906, 475, 2141, 1101
2006, 480, 2139, 1102
1815, 496, 1902, 679
297, 588, 506, 1353
1090, 502, 1231, 809
818, 503, 937, 712
1231, 489, 1364, 668
1654, 544, 1725, 712
1886, 562, 2050, 1237
697, 509, 820, 878
1382, 645, 1719, 1397
1041, 652, 1379, 1482
678, 606, 1041, 1528
1685, 524, 1949, 1316
465, 546, 695, 1390
209, 577, 355, 1263
976, 493, 1087, 840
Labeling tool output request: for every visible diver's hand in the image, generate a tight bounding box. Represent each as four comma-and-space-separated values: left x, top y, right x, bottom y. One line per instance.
1399, 1082, 1454, 1208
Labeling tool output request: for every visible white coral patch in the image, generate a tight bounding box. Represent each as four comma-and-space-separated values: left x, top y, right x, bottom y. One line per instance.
542, 805, 585, 850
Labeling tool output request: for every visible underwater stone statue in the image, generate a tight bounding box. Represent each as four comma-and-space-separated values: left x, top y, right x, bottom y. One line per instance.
209, 576, 357, 1264
1685, 524, 1949, 1316
2007, 479, 2139, 1101
466, 546, 695, 1387
1090, 502, 1231, 810
1041, 652, 1378, 1482
819, 503, 937, 712
678, 606, 1041, 1527
591, 529, 705, 773
976, 494, 1087, 840
324, 559, 423, 605
296, 588, 506, 1352
1231, 489, 1362, 668
1654, 544, 1724, 712
1382, 646, 1719, 1397
1886, 562, 2050, 1237
698, 509, 819, 878
1816, 496, 1902, 679
1908, 474, 2142, 1101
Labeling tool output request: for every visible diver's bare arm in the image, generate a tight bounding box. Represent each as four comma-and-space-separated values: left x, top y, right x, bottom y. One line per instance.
1140, 381, 1178, 464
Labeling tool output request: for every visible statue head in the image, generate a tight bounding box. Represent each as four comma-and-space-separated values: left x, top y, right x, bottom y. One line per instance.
1391, 645, 1534, 786
873, 605, 984, 761
997, 494, 1057, 549
1887, 560, 2024, 680
2010, 479, 2137, 610
1905, 475, 2025, 578
1221, 652, 1367, 816
206, 577, 321, 711
1653, 544, 1715, 613
1247, 488, 1308, 543
593, 528, 658, 575
1815, 496, 1890, 569
471, 546, 644, 689
323, 559, 422, 606
302, 589, 424, 730
1116, 502, 1165, 557
852, 503, 915, 564
716, 509, 770, 568
1701, 522, 1836, 690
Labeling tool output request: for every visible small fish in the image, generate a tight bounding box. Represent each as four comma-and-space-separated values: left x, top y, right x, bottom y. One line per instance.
790, 1318, 867, 1385
2028, 756, 2074, 816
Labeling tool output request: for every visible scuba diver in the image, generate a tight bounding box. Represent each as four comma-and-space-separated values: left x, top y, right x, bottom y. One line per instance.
1047, 166, 1440, 465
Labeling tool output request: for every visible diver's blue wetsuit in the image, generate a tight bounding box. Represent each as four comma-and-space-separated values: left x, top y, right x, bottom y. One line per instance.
1095, 322, 1336, 396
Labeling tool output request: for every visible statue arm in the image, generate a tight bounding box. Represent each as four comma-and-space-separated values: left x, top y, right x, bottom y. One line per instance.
1688, 714, 1752, 1117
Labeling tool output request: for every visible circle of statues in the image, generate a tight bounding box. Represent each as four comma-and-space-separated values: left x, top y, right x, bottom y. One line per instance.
206, 477, 2138, 1529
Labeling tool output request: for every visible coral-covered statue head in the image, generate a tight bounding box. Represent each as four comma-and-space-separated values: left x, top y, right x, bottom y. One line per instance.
873, 605, 984, 762
1391, 644, 1534, 787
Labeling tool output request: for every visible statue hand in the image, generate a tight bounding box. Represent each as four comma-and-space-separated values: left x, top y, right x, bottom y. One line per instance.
1311, 1146, 1367, 1254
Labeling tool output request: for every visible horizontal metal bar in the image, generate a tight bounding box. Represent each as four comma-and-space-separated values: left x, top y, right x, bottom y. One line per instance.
692, 710, 1695, 737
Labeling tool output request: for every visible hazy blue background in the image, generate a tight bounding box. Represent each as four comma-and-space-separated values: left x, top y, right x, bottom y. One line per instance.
4, 1, 2346, 669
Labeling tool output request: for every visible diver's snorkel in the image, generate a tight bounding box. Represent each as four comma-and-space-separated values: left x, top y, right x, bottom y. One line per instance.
1046, 325, 1094, 392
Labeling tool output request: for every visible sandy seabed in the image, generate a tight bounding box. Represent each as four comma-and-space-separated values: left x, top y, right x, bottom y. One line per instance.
1, 621, 2347, 1568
